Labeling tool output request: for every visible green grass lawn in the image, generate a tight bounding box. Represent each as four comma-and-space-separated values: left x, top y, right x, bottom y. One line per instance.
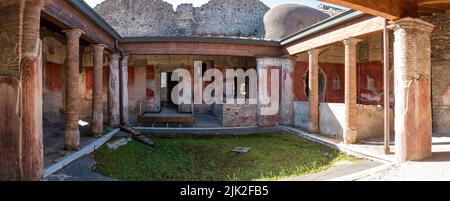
93, 133, 355, 181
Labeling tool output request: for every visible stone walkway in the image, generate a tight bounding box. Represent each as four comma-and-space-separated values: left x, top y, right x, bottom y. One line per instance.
281, 160, 382, 181
44, 155, 116, 181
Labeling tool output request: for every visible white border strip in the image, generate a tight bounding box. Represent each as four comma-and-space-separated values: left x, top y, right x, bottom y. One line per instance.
327, 163, 396, 181
43, 128, 121, 178
133, 126, 260, 131
279, 126, 395, 164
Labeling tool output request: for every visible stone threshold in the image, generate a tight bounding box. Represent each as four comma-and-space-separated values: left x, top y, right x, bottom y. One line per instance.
278, 126, 396, 164
43, 128, 121, 179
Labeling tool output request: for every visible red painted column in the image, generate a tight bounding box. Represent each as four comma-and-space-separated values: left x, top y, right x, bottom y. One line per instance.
0, 0, 46, 180
63, 29, 84, 151
390, 18, 435, 162
308, 49, 319, 133
343, 38, 361, 144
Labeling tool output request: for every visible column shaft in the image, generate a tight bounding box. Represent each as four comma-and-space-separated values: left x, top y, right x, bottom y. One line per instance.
343, 38, 361, 144
108, 53, 121, 127
63, 29, 84, 151
121, 55, 130, 125
91, 44, 106, 136
308, 49, 319, 133
390, 18, 434, 161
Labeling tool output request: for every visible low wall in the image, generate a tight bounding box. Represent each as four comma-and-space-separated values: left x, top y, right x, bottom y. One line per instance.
295, 101, 393, 141
294, 101, 309, 130
216, 103, 257, 127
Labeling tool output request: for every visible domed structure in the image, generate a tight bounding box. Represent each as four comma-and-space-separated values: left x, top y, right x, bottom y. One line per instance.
264, 4, 330, 40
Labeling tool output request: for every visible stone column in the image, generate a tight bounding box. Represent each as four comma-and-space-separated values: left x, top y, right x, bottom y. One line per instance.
21, 0, 46, 180
0, 0, 47, 181
280, 57, 295, 126
389, 18, 434, 161
308, 49, 320, 133
256, 57, 280, 127
63, 29, 84, 151
343, 38, 361, 144
108, 53, 121, 127
120, 55, 130, 125
91, 44, 106, 137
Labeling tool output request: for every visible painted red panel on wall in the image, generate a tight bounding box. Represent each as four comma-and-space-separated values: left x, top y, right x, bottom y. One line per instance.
128, 65, 135, 88
293, 61, 384, 105
84, 68, 93, 93
146, 65, 154, 80
44, 62, 63, 91
294, 61, 308, 101
357, 61, 384, 105
320, 62, 345, 103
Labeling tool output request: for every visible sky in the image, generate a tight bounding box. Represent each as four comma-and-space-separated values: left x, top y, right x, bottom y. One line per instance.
84, 0, 343, 9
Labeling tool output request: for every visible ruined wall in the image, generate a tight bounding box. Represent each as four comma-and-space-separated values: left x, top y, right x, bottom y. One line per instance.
422, 12, 450, 134
94, 0, 270, 37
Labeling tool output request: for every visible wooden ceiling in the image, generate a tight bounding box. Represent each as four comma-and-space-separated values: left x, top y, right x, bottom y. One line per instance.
320, 0, 450, 20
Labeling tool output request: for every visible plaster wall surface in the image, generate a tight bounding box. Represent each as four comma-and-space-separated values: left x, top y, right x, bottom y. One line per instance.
318, 103, 392, 140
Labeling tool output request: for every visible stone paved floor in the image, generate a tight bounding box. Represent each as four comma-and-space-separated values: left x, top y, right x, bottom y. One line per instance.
44, 155, 116, 181
358, 133, 450, 181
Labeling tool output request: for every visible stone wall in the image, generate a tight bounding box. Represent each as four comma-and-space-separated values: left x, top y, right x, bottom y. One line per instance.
94, 0, 270, 37
220, 103, 257, 127
422, 12, 450, 134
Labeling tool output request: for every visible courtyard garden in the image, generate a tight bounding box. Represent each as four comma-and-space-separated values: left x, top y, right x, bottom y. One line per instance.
93, 132, 355, 181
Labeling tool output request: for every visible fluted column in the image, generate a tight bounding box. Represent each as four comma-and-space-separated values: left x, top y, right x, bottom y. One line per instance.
91, 44, 106, 136
343, 38, 361, 144
20, 0, 46, 180
63, 29, 84, 151
108, 53, 121, 127
389, 18, 434, 161
120, 55, 130, 125
308, 49, 319, 133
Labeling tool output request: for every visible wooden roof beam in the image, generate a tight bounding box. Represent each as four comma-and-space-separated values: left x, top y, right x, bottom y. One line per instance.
319, 0, 418, 20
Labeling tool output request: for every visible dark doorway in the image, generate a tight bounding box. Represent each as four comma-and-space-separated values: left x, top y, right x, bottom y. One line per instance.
161, 72, 179, 106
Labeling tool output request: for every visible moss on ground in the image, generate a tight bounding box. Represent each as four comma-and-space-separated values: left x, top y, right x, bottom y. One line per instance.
93, 133, 355, 181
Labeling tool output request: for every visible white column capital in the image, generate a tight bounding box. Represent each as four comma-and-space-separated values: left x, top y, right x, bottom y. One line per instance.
91, 44, 107, 52
307, 48, 320, 56
388, 17, 435, 33
62, 29, 85, 39
343, 38, 362, 46
108, 53, 121, 61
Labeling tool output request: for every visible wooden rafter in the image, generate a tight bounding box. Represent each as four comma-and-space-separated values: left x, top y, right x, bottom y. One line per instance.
418, 0, 450, 6
319, 0, 418, 20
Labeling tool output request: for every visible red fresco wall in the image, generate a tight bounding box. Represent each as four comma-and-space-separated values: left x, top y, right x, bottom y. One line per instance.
357, 61, 384, 105
128, 66, 135, 89
44, 62, 63, 92
294, 61, 384, 105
